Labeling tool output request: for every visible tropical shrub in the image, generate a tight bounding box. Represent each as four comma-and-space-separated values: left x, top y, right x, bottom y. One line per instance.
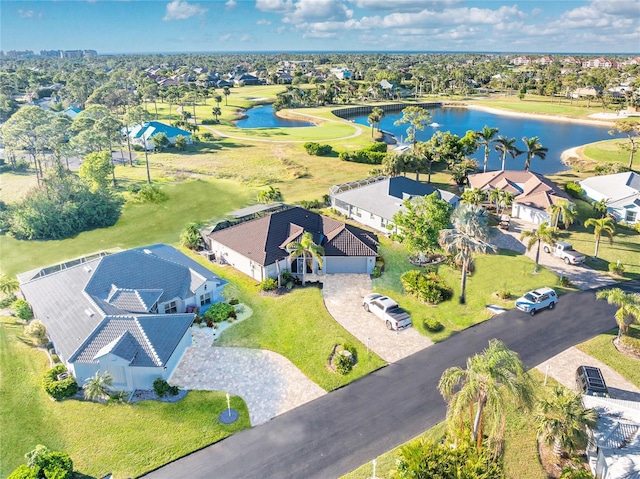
424, 319, 444, 332
24, 319, 47, 345
200, 132, 215, 140
42, 364, 78, 400
594, 162, 627, 176
609, 261, 625, 276
401, 270, 454, 304
13, 299, 33, 320
131, 184, 169, 204
335, 353, 353, 375
303, 142, 333, 156
201, 119, 216, 125
259, 278, 278, 291
174, 135, 188, 151
339, 142, 388, 164
564, 182, 584, 199
153, 377, 170, 397
8, 445, 73, 479
203, 302, 236, 323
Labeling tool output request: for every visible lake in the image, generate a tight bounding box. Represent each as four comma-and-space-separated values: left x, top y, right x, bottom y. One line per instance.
235, 104, 315, 128
350, 107, 621, 174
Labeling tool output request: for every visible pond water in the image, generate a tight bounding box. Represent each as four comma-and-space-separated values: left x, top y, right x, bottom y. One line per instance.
235, 104, 315, 128
350, 107, 622, 174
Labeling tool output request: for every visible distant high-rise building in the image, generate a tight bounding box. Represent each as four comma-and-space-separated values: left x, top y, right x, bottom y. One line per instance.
83, 50, 97, 58
63, 50, 83, 59
40, 50, 63, 58
4, 50, 35, 58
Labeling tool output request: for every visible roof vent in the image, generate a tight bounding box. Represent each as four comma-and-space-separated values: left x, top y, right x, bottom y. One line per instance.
84, 308, 95, 318
143, 249, 152, 255
84, 265, 92, 273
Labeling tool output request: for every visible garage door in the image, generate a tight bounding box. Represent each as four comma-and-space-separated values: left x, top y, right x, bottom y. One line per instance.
513, 204, 549, 225
325, 256, 369, 274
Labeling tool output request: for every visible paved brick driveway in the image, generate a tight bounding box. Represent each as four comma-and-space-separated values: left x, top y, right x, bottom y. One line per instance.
321, 274, 432, 363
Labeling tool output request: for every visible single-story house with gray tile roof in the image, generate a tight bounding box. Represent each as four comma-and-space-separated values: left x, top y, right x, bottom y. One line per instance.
206, 206, 379, 281
18, 244, 226, 392
329, 176, 459, 233
579, 172, 640, 225
124, 121, 192, 151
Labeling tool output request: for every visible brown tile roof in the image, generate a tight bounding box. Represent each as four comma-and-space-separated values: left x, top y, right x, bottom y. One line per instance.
208, 207, 378, 266
468, 170, 570, 210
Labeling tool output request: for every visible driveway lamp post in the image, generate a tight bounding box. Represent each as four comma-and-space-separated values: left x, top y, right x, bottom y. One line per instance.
219, 391, 239, 424
372, 459, 377, 479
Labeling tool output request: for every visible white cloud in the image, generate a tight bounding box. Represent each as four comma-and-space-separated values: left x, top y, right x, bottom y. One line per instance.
241, 34, 251, 42
219, 33, 231, 41
256, 0, 292, 13
347, 0, 461, 11
18, 9, 42, 18
257, 19, 271, 25
225, 0, 236, 7
163, 0, 207, 21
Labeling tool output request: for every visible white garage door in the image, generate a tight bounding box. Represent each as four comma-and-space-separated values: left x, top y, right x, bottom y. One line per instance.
325, 256, 369, 274
513, 203, 549, 225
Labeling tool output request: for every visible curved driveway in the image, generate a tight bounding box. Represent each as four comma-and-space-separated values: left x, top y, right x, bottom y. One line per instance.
144, 281, 640, 479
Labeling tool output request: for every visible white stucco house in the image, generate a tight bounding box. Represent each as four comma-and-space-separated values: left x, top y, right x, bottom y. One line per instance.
582, 395, 640, 479
579, 172, 640, 225
19, 244, 226, 392
468, 170, 572, 224
206, 206, 379, 281
330, 176, 459, 234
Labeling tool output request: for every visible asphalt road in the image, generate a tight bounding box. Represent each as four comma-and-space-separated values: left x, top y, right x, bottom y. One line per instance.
143, 281, 640, 479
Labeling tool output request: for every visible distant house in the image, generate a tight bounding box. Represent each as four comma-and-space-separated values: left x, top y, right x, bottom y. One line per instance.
58, 106, 82, 120
214, 79, 234, 88
511, 55, 532, 66
18, 244, 227, 392
330, 176, 459, 233
233, 73, 261, 86
581, 395, 640, 479
579, 172, 640, 225
572, 86, 604, 99
330, 68, 352, 80
206, 206, 378, 281
468, 170, 571, 224
124, 121, 192, 150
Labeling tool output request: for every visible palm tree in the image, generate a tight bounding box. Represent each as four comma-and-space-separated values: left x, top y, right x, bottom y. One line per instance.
584, 216, 615, 259
547, 199, 577, 230
535, 387, 598, 458
223, 86, 231, 106
257, 186, 283, 204
476, 126, 499, 173
439, 204, 495, 304
461, 187, 487, 206
287, 232, 324, 286
83, 370, 113, 401
212, 106, 221, 122
520, 222, 557, 273
180, 222, 204, 251
438, 339, 534, 448
494, 136, 522, 171
497, 190, 514, 215
0, 274, 18, 297
595, 288, 640, 339
522, 136, 548, 172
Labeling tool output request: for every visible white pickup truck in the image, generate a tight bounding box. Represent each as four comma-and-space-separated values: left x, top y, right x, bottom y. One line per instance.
362, 293, 412, 330
543, 241, 586, 265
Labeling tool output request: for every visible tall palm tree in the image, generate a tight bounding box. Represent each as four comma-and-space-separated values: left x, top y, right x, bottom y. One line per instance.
595, 288, 640, 339
287, 232, 324, 286
584, 216, 615, 259
535, 387, 598, 458
461, 187, 487, 206
497, 190, 514, 215
439, 204, 495, 304
494, 136, 522, 171
438, 339, 534, 448
223, 86, 231, 106
547, 199, 577, 230
476, 126, 499, 173
522, 136, 549, 172
83, 370, 113, 401
520, 222, 557, 273
0, 274, 19, 297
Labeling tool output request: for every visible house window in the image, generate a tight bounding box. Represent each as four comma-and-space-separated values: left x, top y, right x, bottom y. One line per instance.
625, 211, 637, 223
353, 207, 362, 218
200, 292, 211, 307
164, 301, 177, 314
150, 303, 158, 314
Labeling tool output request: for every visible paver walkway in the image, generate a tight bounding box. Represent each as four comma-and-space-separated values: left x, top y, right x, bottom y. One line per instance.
490, 218, 617, 290
536, 346, 640, 401
169, 328, 325, 426
322, 274, 432, 363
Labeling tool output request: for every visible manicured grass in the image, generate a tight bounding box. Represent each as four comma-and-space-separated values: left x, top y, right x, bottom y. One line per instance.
0, 179, 252, 277
341, 370, 553, 479
576, 326, 640, 389
472, 94, 616, 119
0, 171, 38, 204
583, 139, 634, 166
0, 315, 250, 479
373, 238, 562, 340
187, 251, 386, 391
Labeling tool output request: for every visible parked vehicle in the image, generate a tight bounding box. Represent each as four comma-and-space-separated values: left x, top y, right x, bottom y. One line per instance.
515, 287, 558, 316
576, 365, 609, 397
362, 293, 412, 330
543, 241, 586, 265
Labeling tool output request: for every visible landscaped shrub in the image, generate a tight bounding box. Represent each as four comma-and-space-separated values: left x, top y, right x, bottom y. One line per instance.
259, 278, 278, 291
620, 333, 640, 357
424, 318, 444, 332
339, 142, 387, 164
564, 182, 584, 199
42, 364, 78, 400
132, 184, 169, 204
558, 274, 572, 287
201, 132, 215, 140
303, 142, 333, 156
335, 353, 353, 375
594, 162, 628, 176
201, 119, 216, 125
203, 302, 236, 323
401, 270, 454, 305
9, 445, 74, 479
153, 377, 170, 397
609, 261, 625, 276
168, 384, 180, 396
12, 299, 33, 320
228, 298, 240, 305
24, 319, 47, 345
495, 289, 511, 300
372, 266, 381, 278
0, 293, 16, 308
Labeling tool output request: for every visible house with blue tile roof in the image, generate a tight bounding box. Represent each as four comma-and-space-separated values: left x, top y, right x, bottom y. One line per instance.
19, 244, 226, 392
125, 121, 193, 151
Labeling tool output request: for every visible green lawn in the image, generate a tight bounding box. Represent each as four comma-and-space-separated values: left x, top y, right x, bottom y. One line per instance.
341, 370, 554, 479
0, 179, 252, 277
583, 139, 634, 166
0, 315, 250, 479
188, 250, 386, 391
576, 325, 640, 389
471, 94, 617, 119
373, 238, 562, 340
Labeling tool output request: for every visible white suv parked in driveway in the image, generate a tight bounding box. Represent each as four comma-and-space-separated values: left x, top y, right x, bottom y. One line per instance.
515, 287, 558, 316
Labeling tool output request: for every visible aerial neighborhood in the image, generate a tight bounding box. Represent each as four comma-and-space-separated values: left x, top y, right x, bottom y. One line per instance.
1, 6, 640, 478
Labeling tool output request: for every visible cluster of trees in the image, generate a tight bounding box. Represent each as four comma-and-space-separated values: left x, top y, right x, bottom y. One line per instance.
8, 445, 73, 479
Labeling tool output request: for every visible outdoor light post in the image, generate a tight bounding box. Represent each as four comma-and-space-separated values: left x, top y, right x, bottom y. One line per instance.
372, 459, 377, 479
226, 392, 231, 415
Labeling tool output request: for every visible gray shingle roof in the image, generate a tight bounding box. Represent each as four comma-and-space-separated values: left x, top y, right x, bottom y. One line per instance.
207, 207, 378, 266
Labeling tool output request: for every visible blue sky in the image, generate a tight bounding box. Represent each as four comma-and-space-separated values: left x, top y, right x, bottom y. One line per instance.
1, 0, 639, 54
